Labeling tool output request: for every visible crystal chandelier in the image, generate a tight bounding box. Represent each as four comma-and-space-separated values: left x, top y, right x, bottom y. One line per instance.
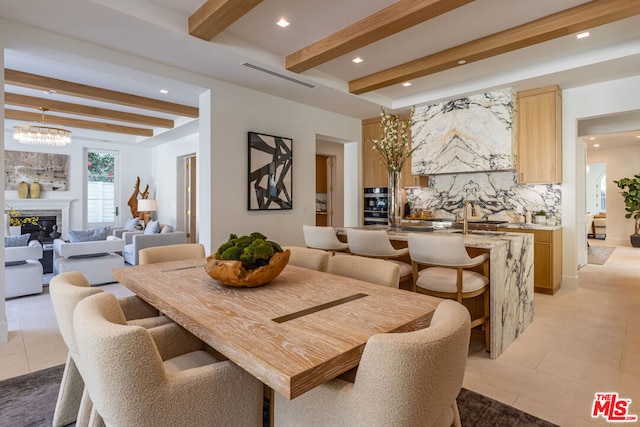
13, 107, 71, 146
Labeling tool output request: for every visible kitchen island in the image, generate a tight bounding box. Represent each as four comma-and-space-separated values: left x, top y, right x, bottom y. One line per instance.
338, 226, 534, 359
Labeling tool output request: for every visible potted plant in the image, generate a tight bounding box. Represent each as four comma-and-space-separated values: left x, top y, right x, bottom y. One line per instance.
205, 232, 290, 287
614, 174, 640, 247
534, 210, 547, 225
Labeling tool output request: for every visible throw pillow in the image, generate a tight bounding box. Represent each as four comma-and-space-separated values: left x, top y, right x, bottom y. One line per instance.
160, 224, 173, 233
68, 226, 111, 243
144, 220, 160, 234
5, 234, 29, 247
124, 217, 139, 229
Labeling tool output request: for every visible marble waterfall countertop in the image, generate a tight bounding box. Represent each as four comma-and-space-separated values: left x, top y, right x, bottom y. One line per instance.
338, 226, 534, 359
497, 222, 562, 231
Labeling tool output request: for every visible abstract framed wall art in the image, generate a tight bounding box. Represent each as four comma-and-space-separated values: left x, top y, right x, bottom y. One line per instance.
248, 132, 292, 210
4, 150, 69, 191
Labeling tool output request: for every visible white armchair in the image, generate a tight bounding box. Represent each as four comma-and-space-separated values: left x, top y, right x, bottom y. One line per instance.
53, 238, 125, 286
121, 229, 187, 265
5, 240, 43, 299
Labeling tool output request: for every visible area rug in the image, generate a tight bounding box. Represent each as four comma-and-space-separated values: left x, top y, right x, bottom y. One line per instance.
588, 245, 616, 265
1, 364, 558, 427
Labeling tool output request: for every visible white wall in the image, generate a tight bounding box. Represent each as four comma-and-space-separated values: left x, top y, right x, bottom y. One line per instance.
562, 74, 640, 288
588, 146, 640, 245
151, 133, 198, 230
1, 36, 6, 343
204, 80, 361, 252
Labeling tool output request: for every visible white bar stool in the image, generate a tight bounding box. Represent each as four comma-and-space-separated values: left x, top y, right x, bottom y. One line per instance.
407, 232, 490, 352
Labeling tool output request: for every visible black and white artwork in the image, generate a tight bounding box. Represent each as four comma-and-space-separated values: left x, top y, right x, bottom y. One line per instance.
4, 150, 69, 191
248, 132, 292, 210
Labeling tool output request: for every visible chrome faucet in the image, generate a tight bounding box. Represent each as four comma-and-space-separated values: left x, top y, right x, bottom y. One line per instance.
462, 200, 476, 235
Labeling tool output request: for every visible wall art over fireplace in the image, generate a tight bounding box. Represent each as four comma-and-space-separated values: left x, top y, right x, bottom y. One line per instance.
248, 132, 292, 210
4, 150, 69, 191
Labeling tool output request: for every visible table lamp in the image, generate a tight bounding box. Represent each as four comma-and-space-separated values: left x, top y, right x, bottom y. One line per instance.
137, 198, 157, 227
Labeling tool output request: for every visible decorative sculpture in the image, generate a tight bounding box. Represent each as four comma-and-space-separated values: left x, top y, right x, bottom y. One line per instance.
127, 176, 150, 220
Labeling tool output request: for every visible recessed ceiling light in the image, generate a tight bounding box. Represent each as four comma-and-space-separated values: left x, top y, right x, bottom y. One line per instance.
576, 31, 590, 39
589, 137, 596, 140
352, 57, 363, 64
458, 60, 466, 65
402, 82, 412, 87
159, 89, 169, 94
593, 144, 600, 148
636, 135, 640, 139
277, 18, 290, 28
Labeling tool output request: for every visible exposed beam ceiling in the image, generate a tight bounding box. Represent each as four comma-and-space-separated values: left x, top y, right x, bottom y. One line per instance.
5, 69, 199, 117
285, 0, 474, 74
189, 0, 263, 41
349, 0, 640, 94
5, 109, 154, 137
5, 93, 174, 128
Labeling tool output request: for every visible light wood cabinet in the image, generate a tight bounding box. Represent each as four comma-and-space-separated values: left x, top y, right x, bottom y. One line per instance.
497, 227, 562, 294
315, 155, 328, 193
516, 85, 562, 184
362, 116, 427, 189
315, 213, 328, 227
362, 117, 388, 188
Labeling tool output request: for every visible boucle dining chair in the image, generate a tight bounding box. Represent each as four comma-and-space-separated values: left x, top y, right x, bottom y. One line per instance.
345, 228, 412, 287
283, 245, 330, 272
302, 225, 350, 253
408, 232, 491, 351
74, 292, 263, 427
49, 271, 171, 427
138, 243, 205, 265
274, 299, 471, 426
327, 254, 400, 288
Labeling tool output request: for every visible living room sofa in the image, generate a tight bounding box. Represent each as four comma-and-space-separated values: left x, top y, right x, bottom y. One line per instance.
120, 226, 187, 265
5, 239, 44, 299
53, 238, 125, 286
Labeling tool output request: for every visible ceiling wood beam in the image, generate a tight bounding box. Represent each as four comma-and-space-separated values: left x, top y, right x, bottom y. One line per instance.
4, 69, 199, 118
286, 0, 474, 73
5, 93, 174, 128
6, 109, 154, 137
189, 0, 263, 40
349, 0, 640, 94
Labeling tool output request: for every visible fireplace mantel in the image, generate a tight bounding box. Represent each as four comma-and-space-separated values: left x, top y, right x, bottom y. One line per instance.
6, 199, 75, 239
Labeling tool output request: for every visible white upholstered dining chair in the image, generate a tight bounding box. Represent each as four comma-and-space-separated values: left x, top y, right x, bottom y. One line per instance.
138, 243, 205, 265
327, 254, 400, 288
345, 228, 412, 286
49, 271, 171, 427
274, 299, 471, 426
408, 232, 490, 351
74, 292, 263, 427
283, 245, 330, 272
302, 225, 350, 253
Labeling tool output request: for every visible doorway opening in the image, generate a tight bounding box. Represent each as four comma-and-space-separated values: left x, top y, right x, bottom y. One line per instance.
178, 154, 197, 243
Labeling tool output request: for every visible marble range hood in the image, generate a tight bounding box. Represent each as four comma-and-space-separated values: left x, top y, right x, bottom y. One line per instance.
411, 88, 516, 175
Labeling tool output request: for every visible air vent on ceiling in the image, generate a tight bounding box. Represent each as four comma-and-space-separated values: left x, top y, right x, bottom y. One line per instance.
242, 63, 317, 89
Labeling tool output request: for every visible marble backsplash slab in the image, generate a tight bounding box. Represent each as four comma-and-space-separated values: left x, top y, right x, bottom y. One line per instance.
411, 88, 516, 175
406, 171, 561, 224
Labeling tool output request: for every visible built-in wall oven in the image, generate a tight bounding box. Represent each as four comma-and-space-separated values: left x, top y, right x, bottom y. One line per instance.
363, 187, 388, 226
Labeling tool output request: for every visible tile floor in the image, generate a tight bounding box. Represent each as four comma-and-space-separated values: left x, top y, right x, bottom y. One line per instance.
2, 239, 638, 426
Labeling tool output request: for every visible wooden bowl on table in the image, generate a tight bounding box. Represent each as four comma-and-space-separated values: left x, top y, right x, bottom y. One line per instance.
204, 249, 290, 287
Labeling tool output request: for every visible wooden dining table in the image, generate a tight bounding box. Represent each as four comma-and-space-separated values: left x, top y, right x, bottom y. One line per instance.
112, 258, 441, 400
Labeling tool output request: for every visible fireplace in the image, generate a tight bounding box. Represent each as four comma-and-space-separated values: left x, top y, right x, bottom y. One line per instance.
5, 199, 73, 240
18, 215, 57, 243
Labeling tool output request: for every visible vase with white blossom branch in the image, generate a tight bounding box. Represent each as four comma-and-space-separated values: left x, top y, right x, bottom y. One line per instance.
369, 106, 424, 230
